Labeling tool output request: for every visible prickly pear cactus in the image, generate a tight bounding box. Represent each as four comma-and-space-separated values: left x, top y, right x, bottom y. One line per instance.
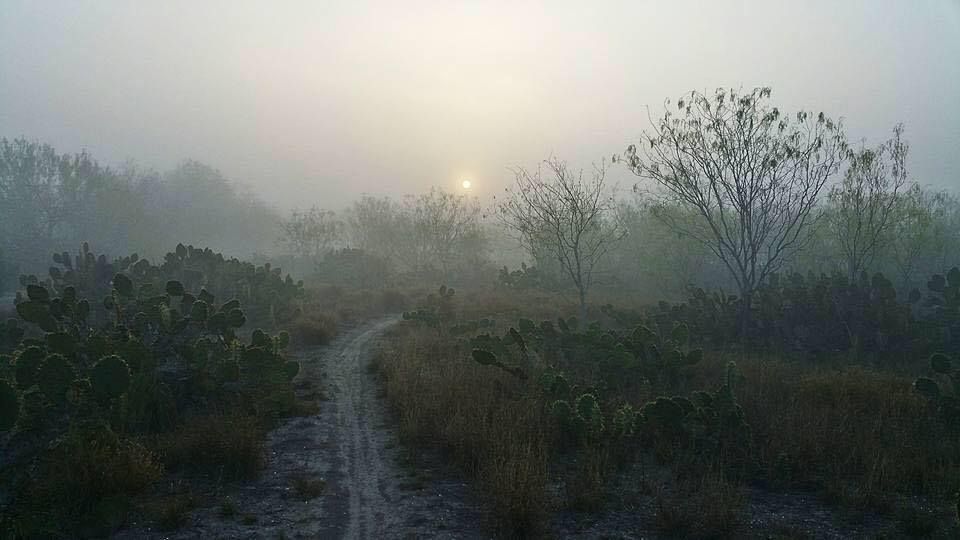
251, 329, 272, 348
283, 361, 300, 380
612, 404, 637, 439
470, 349, 525, 379
0, 379, 19, 431
914, 352, 960, 426
90, 355, 131, 400
0, 318, 25, 352
277, 331, 291, 350
15, 346, 45, 389
37, 354, 75, 404
165, 280, 185, 297
575, 393, 604, 440
226, 308, 246, 328
640, 397, 686, 439
190, 300, 210, 321
112, 273, 134, 298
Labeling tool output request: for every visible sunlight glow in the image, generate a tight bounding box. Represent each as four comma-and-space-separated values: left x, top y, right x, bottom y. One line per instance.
461, 179, 472, 190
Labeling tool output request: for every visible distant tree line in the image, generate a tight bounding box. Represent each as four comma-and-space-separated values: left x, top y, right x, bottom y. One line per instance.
278, 187, 488, 287
4, 86, 957, 304
0, 138, 280, 293
497, 88, 959, 314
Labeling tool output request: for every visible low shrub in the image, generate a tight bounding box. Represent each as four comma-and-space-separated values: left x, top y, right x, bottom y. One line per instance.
150, 489, 198, 532
4, 423, 162, 537
733, 359, 960, 509
654, 473, 744, 539
378, 325, 548, 534
380, 289, 408, 312
156, 414, 264, 481
290, 312, 339, 346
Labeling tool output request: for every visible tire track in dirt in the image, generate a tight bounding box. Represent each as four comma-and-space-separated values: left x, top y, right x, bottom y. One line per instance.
332, 318, 403, 538
115, 317, 489, 539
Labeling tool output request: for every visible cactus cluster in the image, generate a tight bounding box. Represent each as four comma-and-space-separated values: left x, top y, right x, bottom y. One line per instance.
915, 353, 960, 426
550, 393, 605, 446
0, 379, 19, 431
470, 348, 526, 379
90, 355, 131, 401
19, 243, 304, 329
497, 263, 560, 291
629, 362, 750, 466
160, 243, 304, 326
1, 242, 310, 538
37, 354, 75, 405
402, 285, 459, 332
649, 268, 960, 356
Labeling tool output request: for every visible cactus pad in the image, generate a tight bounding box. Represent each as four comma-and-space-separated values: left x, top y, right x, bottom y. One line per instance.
0, 380, 19, 431
37, 354, 75, 404
90, 355, 131, 400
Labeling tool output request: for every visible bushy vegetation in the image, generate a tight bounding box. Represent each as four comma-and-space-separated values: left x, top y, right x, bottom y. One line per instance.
0, 140, 282, 289
381, 281, 960, 536
0, 245, 306, 536
2, 85, 959, 537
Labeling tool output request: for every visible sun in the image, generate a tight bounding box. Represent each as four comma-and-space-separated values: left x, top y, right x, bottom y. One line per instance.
461, 179, 472, 190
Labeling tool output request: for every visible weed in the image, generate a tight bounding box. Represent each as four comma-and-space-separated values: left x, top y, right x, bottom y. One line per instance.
290, 474, 326, 500
157, 414, 264, 481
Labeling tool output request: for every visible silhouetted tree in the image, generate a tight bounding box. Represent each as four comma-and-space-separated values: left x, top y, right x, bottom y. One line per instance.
281, 206, 342, 260
828, 124, 910, 280
497, 157, 624, 320
623, 87, 848, 332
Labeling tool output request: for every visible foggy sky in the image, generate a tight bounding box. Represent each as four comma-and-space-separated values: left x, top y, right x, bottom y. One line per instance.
1, 0, 958, 210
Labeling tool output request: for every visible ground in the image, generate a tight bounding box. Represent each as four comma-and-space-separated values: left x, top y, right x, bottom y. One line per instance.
115, 318, 490, 539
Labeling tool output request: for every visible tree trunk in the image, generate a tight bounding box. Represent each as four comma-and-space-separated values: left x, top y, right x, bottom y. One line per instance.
578, 286, 588, 324
738, 288, 753, 342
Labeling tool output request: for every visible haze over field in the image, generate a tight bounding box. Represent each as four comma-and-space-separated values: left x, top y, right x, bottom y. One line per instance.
1, 0, 958, 208
7, 2, 960, 538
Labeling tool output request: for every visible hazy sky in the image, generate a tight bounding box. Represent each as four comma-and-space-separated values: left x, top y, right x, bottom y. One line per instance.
1, 0, 958, 209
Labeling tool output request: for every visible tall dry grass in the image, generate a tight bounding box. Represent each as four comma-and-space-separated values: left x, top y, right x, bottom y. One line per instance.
375, 324, 549, 535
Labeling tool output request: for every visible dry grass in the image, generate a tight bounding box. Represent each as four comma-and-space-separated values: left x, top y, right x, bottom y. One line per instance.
155, 413, 265, 481
688, 353, 960, 510
302, 285, 417, 325
654, 473, 745, 538
5, 425, 163, 537
290, 474, 327, 500
289, 312, 339, 346
373, 287, 960, 533
150, 488, 198, 531
376, 325, 549, 535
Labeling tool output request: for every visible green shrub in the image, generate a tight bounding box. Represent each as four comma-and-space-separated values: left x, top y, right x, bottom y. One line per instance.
6, 423, 162, 537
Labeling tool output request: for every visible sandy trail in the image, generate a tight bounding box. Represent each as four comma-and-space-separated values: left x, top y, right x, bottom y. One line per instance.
116, 317, 488, 539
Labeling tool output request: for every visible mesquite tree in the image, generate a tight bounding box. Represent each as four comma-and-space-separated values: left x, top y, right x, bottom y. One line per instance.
406, 187, 484, 278
497, 158, 624, 321
622, 87, 848, 331
280, 206, 342, 259
828, 124, 910, 281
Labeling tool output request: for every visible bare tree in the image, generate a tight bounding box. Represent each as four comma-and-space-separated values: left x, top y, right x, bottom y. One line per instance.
497, 158, 624, 320
828, 124, 910, 280
345, 190, 484, 281
622, 87, 847, 331
280, 206, 342, 260
406, 188, 484, 278
347, 195, 400, 256
889, 186, 955, 289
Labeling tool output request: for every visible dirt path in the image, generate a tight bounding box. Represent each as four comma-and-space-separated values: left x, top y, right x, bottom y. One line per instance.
116, 317, 489, 539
